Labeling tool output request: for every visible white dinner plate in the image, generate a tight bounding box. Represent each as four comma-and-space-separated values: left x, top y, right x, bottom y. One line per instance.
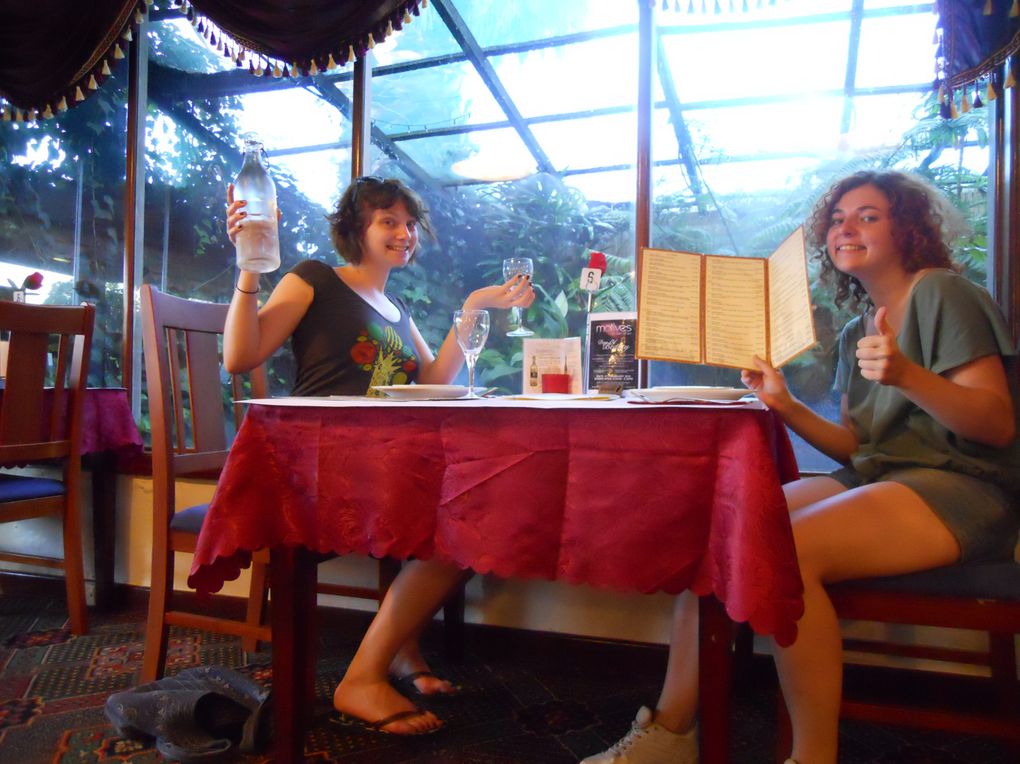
372, 384, 471, 400
626, 386, 751, 402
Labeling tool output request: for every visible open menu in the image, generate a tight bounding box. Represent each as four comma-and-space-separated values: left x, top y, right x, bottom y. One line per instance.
636, 227, 815, 369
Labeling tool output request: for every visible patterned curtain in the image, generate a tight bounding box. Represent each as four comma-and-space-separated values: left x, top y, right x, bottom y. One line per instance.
0, 0, 139, 119
0, 0, 423, 121
937, 0, 1020, 113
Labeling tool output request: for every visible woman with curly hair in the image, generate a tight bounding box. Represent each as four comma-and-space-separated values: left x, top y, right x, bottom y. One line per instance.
224, 176, 534, 735
580, 170, 1020, 764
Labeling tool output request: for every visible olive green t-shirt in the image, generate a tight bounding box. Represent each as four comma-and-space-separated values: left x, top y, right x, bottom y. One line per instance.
835, 269, 1020, 498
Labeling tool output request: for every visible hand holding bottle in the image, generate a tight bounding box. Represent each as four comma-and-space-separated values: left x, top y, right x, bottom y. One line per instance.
231, 133, 281, 273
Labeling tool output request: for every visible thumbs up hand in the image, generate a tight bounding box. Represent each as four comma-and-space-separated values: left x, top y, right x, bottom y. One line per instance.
856, 306, 908, 385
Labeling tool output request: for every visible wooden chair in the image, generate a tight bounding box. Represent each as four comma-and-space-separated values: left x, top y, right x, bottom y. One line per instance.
140, 283, 273, 681
776, 558, 1020, 758
0, 301, 95, 636
139, 285, 436, 682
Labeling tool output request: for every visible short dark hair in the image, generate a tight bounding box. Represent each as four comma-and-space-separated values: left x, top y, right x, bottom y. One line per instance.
326, 176, 435, 264
807, 170, 960, 309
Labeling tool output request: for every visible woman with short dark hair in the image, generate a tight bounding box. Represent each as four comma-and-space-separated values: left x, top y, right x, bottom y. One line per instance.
224, 175, 534, 735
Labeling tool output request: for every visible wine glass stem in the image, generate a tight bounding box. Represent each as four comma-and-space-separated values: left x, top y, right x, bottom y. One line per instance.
466, 357, 476, 398
511, 306, 522, 330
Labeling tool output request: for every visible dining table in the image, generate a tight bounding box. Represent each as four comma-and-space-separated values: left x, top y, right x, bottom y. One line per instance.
187, 393, 804, 763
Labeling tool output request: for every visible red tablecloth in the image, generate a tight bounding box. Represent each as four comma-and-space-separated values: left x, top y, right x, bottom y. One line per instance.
189, 399, 804, 645
0, 386, 142, 457
80, 387, 143, 455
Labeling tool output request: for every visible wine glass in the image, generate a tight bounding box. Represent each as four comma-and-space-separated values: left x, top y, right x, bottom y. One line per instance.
453, 309, 490, 398
502, 257, 534, 337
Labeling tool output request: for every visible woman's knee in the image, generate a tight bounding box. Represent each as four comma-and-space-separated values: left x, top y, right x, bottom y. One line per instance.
784, 476, 846, 513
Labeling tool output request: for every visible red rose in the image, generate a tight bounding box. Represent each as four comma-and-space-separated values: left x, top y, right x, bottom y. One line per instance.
350, 341, 377, 365
21, 272, 43, 290
403, 359, 417, 372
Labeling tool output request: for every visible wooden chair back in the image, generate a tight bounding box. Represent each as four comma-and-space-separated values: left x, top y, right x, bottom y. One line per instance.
0, 301, 94, 458
0, 301, 95, 635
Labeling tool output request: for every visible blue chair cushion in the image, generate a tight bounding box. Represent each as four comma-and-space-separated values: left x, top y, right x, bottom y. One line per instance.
169, 504, 208, 535
836, 560, 1020, 602
0, 473, 65, 501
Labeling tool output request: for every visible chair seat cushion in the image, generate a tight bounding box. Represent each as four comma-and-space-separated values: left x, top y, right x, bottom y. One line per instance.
170, 504, 209, 535
0, 473, 65, 501
834, 560, 1020, 602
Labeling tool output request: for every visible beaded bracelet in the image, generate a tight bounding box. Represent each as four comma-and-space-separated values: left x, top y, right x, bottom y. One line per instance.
236, 284, 259, 295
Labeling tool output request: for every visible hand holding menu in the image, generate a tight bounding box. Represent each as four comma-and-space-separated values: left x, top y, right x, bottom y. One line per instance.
636, 228, 815, 369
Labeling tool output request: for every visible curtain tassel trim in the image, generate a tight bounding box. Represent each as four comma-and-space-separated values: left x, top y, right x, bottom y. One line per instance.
664, 0, 788, 12
939, 0, 1020, 101
168, 0, 424, 83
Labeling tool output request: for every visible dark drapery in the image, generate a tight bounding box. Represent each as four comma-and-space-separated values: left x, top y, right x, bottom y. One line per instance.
0, 0, 138, 115
187, 0, 422, 67
0, 0, 421, 117
938, 0, 1020, 90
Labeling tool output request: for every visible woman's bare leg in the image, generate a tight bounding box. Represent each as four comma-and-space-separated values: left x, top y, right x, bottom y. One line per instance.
333, 559, 469, 733
777, 480, 959, 764
649, 591, 700, 732
646, 476, 843, 733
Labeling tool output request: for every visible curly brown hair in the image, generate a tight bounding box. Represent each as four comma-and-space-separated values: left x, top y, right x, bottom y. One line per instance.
806, 170, 959, 309
326, 176, 435, 264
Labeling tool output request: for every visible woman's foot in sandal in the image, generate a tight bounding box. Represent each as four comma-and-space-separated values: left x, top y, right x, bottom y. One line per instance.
333, 676, 442, 735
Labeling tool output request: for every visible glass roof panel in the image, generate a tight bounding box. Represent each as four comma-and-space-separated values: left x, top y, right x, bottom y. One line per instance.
856, 13, 937, 89
563, 168, 637, 206
371, 7, 462, 62
491, 33, 638, 118
372, 61, 506, 134
845, 91, 929, 151
698, 156, 819, 195
393, 128, 536, 183
658, 97, 844, 163
449, 0, 637, 48
234, 86, 352, 152
272, 150, 351, 211
660, 20, 850, 103
531, 112, 636, 172
149, 18, 236, 73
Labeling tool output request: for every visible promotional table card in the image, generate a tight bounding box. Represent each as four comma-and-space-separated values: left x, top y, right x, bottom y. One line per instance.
586, 311, 641, 393
522, 337, 583, 395
636, 227, 816, 369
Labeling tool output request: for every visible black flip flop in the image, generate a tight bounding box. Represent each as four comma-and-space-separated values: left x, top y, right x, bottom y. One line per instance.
329, 707, 441, 735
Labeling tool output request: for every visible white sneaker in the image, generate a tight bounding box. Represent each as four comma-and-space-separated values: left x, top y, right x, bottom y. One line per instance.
580, 706, 697, 764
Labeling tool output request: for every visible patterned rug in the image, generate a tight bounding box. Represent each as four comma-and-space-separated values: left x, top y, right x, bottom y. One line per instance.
0, 588, 1016, 763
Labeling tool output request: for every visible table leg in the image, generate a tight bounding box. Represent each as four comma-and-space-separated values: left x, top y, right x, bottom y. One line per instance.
86, 451, 118, 611
699, 595, 733, 763
270, 545, 318, 764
